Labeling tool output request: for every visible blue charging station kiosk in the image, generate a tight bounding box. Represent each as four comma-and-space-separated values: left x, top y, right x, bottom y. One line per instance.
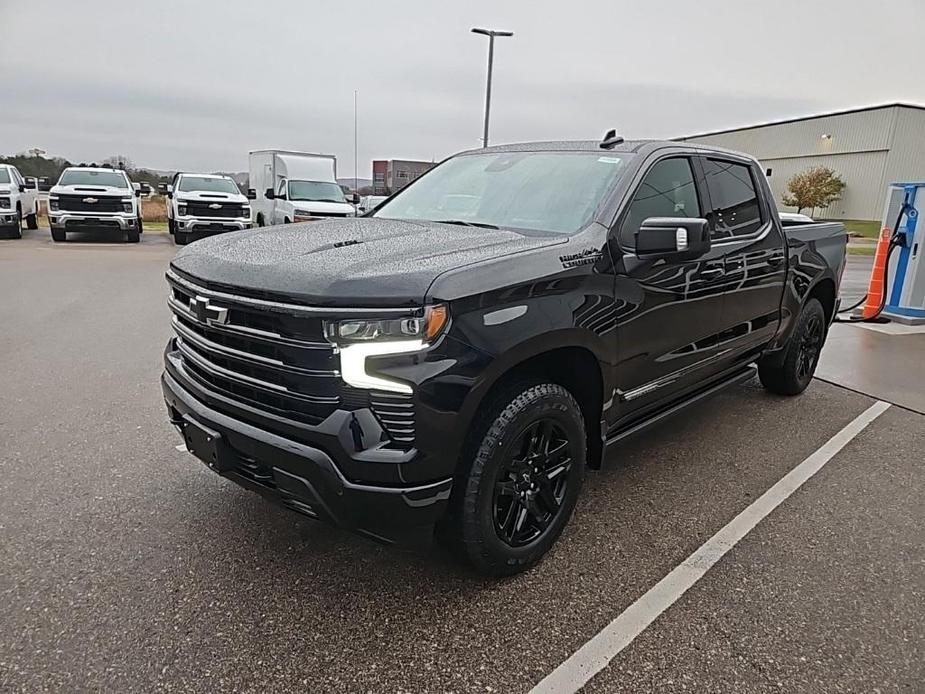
881, 183, 925, 324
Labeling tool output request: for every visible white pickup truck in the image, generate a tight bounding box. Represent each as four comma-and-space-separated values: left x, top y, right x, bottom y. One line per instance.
48, 167, 143, 243
0, 164, 39, 238
160, 173, 254, 246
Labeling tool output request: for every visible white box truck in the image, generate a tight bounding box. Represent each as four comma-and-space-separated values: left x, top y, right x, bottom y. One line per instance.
249, 150, 357, 226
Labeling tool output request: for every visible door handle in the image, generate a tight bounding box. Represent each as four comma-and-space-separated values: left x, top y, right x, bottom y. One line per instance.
699, 266, 724, 280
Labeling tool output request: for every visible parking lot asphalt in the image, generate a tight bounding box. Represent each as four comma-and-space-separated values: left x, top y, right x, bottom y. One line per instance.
1, 230, 922, 693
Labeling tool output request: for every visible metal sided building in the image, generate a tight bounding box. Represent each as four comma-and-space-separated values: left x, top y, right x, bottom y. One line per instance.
679, 103, 925, 221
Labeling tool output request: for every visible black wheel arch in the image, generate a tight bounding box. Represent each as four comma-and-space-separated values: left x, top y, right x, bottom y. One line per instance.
454, 337, 608, 470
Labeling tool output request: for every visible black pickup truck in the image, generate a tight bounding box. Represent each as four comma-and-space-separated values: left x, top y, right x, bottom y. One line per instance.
161, 136, 847, 575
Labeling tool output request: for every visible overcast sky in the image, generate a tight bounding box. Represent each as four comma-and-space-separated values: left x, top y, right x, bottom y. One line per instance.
2, 0, 923, 176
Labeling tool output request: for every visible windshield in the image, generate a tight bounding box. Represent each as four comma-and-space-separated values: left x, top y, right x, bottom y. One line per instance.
373, 151, 632, 234
288, 180, 347, 203
0, 169, 9, 184
59, 170, 129, 189
178, 176, 240, 194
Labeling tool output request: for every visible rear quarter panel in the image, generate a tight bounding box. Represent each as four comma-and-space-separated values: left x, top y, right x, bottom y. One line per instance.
768, 221, 847, 351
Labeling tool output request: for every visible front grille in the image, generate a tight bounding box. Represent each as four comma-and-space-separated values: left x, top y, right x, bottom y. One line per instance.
185, 201, 246, 218
166, 269, 415, 446
57, 194, 124, 213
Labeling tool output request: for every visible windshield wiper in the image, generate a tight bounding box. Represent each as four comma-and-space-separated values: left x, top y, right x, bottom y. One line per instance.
433, 219, 499, 230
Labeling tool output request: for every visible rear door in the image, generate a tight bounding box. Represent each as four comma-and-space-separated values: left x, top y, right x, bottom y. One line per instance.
699, 156, 787, 363
611, 154, 731, 419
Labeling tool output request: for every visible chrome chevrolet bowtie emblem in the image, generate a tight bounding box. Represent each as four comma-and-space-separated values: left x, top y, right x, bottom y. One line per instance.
83, 197, 98, 203
208, 203, 222, 209
189, 295, 229, 325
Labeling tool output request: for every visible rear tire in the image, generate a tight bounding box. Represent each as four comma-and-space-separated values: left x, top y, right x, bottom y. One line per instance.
26, 212, 38, 230
51, 227, 66, 242
758, 297, 826, 395
444, 382, 586, 576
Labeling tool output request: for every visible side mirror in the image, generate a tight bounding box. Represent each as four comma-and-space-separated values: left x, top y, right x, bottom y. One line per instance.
247, 188, 257, 200
23, 176, 36, 187
18, 184, 26, 193
635, 217, 710, 260
348, 193, 360, 204
265, 187, 275, 200
157, 183, 168, 194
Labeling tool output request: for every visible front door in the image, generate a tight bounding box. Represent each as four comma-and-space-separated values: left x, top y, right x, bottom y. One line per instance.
610, 155, 731, 426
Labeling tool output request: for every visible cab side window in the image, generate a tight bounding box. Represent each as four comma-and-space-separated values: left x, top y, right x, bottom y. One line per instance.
620, 158, 701, 248
277, 179, 288, 199
702, 158, 763, 239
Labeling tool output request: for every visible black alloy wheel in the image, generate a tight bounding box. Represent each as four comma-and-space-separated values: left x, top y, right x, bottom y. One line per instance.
445, 382, 586, 576
493, 419, 574, 547
758, 297, 826, 395
797, 312, 823, 380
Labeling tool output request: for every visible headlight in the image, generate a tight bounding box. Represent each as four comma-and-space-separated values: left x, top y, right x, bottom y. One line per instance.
294, 209, 311, 217
324, 305, 448, 344
241, 206, 251, 217
323, 305, 449, 393
122, 200, 133, 213
49, 198, 59, 211
177, 204, 187, 216
0, 197, 10, 209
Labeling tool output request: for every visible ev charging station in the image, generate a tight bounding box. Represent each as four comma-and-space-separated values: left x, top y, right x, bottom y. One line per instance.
881, 182, 925, 324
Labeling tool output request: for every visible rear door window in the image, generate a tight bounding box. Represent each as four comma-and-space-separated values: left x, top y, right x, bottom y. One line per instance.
619, 157, 701, 248
702, 159, 763, 239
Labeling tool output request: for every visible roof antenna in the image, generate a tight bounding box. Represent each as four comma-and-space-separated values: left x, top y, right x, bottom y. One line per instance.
600, 129, 624, 149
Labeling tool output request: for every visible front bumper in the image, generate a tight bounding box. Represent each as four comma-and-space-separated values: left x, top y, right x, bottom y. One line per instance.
50, 212, 136, 231
161, 369, 452, 543
0, 210, 18, 227
176, 217, 252, 232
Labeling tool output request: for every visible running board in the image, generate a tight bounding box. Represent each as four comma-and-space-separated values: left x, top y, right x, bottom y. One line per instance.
605, 365, 757, 448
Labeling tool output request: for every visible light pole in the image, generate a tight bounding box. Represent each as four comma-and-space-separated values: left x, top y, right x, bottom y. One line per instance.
471, 27, 513, 148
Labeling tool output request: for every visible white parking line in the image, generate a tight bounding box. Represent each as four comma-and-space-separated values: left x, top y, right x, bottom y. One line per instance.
530, 399, 891, 694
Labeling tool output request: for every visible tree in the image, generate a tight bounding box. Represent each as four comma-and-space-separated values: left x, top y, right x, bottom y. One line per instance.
782, 166, 846, 214
102, 154, 135, 171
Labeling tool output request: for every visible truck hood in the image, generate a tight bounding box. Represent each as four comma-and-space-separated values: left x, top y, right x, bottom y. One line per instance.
171, 218, 566, 307
50, 184, 132, 197
175, 190, 248, 204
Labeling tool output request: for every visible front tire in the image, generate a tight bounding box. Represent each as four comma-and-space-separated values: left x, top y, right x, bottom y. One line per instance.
758, 297, 826, 395
174, 230, 191, 245
9, 209, 23, 239
447, 382, 586, 576
125, 227, 140, 243
26, 212, 38, 230
51, 227, 66, 242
